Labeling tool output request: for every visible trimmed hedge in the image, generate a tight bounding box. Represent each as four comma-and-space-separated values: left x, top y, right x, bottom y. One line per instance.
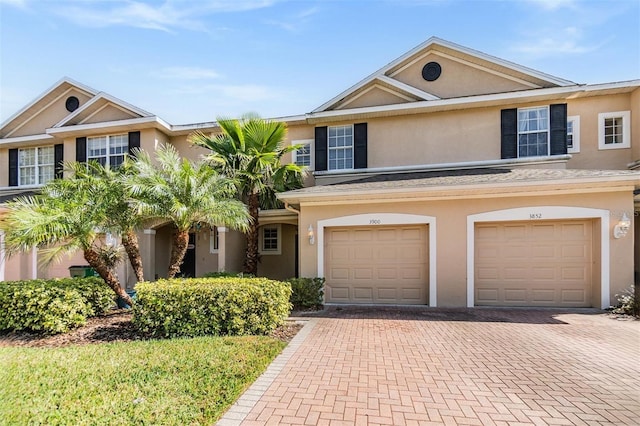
0, 278, 115, 334
132, 277, 292, 337
288, 277, 324, 309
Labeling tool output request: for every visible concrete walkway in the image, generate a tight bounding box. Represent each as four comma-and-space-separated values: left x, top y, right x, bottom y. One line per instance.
218, 307, 640, 425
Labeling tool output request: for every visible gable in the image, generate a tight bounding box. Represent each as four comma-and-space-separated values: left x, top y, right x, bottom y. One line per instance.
314, 37, 575, 113
1, 86, 94, 138
390, 52, 538, 99
73, 103, 142, 125
334, 84, 418, 110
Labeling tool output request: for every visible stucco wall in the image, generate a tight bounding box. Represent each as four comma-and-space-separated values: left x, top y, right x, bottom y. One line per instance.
257, 223, 297, 280
297, 190, 633, 308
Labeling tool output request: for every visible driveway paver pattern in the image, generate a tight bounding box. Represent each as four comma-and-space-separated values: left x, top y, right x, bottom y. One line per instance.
219, 307, 640, 425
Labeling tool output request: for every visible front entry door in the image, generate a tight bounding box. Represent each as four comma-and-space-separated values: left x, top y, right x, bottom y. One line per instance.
180, 233, 196, 278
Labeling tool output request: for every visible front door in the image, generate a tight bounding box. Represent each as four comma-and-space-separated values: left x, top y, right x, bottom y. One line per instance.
180, 233, 196, 278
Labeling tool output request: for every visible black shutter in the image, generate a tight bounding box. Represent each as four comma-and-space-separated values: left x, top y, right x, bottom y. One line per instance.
501, 108, 518, 159
128, 131, 141, 155
549, 104, 568, 155
314, 126, 328, 171
54, 144, 64, 179
353, 123, 367, 169
76, 137, 87, 162
8, 148, 18, 187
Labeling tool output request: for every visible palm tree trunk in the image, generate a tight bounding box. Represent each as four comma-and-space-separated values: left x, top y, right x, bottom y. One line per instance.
244, 192, 260, 276
122, 229, 144, 282
167, 229, 190, 279
84, 248, 133, 306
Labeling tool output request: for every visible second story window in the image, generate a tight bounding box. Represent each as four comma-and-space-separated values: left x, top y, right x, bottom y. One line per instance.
292, 139, 313, 169
598, 111, 630, 150
328, 125, 353, 170
567, 116, 580, 153
87, 134, 128, 167
19, 146, 54, 186
518, 106, 549, 157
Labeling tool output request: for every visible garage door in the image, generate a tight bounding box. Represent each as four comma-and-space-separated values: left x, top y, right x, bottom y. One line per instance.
475, 220, 593, 307
325, 225, 429, 304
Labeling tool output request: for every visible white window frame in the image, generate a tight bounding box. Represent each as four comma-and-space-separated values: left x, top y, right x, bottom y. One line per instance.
210, 226, 219, 253
259, 224, 281, 255
598, 111, 630, 150
328, 124, 354, 171
87, 134, 129, 167
18, 145, 55, 186
517, 106, 550, 158
292, 139, 314, 170
567, 115, 580, 154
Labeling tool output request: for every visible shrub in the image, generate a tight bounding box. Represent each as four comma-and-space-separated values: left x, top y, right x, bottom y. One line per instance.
288, 277, 324, 309
50, 277, 115, 316
611, 285, 639, 317
0, 278, 116, 334
132, 277, 292, 338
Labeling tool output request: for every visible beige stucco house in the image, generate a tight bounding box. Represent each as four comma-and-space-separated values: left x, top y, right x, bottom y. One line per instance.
1, 37, 639, 309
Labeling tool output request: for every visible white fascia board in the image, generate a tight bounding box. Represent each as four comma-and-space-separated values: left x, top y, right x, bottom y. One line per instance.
278, 175, 639, 205
0, 77, 98, 131
46, 116, 169, 137
0, 133, 55, 147
307, 84, 587, 122
168, 114, 308, 135
376, 75, 440, 101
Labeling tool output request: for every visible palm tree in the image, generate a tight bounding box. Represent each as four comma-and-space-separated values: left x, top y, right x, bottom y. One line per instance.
70, 160, 146, 283
127, 144, 250, 278
189, 114, 304, 275
0, 162, 134, 306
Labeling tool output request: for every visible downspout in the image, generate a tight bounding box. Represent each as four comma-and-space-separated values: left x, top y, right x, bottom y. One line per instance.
284, 202, 300, 215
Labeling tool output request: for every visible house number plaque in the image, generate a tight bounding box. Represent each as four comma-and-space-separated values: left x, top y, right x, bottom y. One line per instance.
369, 219, 382, 225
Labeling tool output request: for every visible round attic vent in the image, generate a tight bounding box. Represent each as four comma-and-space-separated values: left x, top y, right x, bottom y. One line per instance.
65, 96, 80, 112
421, 62, 442, 81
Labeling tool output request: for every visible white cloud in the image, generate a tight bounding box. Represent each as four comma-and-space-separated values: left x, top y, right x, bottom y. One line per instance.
155, 67, 221, 80
266, 5, 319, 32
511, 26, 606, 56
51, 0, 279, 32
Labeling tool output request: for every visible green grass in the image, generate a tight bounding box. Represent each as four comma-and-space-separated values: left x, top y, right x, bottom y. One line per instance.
0, 336, 286, 425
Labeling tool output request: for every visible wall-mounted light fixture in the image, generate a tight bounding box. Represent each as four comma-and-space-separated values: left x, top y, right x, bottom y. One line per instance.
308, 224, 315, 245
613, 213, 631, 239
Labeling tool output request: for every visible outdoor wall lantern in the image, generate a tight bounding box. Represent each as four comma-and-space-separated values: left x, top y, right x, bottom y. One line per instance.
613, 213, 631, 239
308, 224, 315, 245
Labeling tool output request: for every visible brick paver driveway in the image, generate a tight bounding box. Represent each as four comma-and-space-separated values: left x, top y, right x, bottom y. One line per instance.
219, 307, 639, 425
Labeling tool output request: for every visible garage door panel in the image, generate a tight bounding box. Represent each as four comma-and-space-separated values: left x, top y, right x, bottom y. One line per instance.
325, 225, 429, 304
504, 289, 527, 302
475, 220, 592, 307
532, 289, 555, 303
561, 289, 586, 303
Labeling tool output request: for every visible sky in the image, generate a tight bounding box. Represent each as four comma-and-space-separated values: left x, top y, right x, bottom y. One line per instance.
1, 0, 639, 126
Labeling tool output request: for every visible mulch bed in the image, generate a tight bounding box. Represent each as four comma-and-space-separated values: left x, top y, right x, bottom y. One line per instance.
0, 310, 303, 348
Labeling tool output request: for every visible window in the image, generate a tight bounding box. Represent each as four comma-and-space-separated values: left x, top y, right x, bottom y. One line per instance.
518, 106, 549, 157
210, 227, 219, 253
87, 134, 128, 167
567, 116, 580, 153
18, 146, 54, 186
292, 139, 313, 168
328, 125, 353, 170
259, 224, 281, 255
598, 111, 630, 150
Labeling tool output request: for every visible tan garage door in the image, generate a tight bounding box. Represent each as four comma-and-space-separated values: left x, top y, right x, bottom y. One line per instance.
325, 225, 429, 304
475, 220, 593, 307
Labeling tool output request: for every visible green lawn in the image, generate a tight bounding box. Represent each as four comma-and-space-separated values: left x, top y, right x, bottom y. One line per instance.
0, 336, 286, 425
